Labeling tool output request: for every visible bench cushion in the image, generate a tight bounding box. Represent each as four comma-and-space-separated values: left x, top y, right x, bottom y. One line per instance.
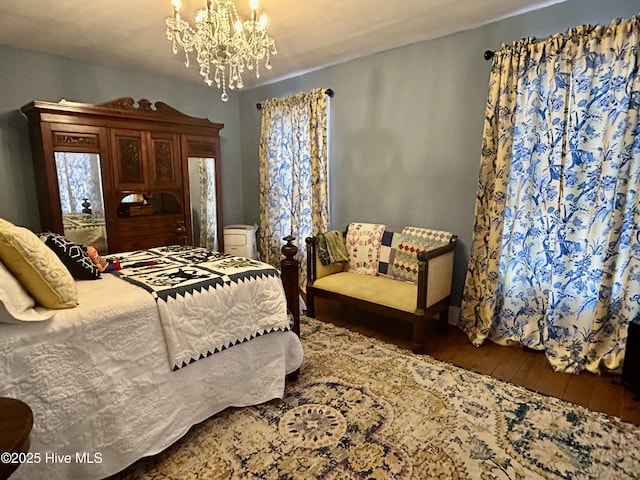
312, 272, 417, 313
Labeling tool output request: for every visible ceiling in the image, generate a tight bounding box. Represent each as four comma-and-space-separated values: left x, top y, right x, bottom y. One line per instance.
0, 0, 566, 92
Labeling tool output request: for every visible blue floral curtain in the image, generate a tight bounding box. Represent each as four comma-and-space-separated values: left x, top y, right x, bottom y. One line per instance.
258, 88, 329, 285
459, 16, 640, 374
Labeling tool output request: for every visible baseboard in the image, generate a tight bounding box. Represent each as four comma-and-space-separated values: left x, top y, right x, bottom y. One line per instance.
448, 306, 461, 326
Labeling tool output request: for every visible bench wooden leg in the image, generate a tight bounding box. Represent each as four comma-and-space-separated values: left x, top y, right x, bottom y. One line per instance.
438, 307, 449, 332
306, 290, 316, 317
412, 316, 426, 354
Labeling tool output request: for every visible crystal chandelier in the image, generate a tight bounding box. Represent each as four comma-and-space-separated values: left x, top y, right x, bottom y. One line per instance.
166, 0, 277, 102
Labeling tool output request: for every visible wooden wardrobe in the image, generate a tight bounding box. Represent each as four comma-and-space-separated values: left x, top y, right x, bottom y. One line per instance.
21, 97, 224, 253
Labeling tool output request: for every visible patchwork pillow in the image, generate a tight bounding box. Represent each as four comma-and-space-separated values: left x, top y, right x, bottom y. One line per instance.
0, 260, 55, 324
377, 227, 402, 277
40, 232, 101, 280
392, 227, 453, 283
0, 218, 78, 309
345, 222, 385, 276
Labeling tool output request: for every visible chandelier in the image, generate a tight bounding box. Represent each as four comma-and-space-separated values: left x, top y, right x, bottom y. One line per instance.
165, 0, 277, 102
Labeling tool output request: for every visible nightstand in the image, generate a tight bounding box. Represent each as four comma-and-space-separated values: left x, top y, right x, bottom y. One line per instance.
0, 398, 33, 480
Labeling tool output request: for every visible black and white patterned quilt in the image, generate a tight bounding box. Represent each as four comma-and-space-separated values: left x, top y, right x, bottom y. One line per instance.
109, 246, 291, 370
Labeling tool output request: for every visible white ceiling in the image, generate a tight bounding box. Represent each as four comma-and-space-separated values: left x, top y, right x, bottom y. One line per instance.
0, 0, 566, 91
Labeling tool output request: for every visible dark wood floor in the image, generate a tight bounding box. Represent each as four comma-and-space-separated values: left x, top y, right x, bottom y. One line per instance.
309, 298, 640, 426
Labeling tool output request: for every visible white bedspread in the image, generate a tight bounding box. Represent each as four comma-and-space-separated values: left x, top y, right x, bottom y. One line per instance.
0, 274, 303, 480
110, 247, 291, 370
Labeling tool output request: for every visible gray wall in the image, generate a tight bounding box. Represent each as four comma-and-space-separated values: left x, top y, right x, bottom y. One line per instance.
238, 0, 640, 306
0, 46, 245, 232
0, 0, 637, 307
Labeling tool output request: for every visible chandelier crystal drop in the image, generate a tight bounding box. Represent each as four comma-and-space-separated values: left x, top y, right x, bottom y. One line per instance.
165, 0, 277, 102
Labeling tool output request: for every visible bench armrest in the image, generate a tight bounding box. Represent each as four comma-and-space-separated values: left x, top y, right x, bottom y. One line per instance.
416, 235, 457, 261
305, 237, 317, 284
416, 235, 457, 311
305, 236, 344, 286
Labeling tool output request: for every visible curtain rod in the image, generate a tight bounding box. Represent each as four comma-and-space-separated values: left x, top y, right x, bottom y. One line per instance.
484, 50, 495, 60
256, 88, 334, 110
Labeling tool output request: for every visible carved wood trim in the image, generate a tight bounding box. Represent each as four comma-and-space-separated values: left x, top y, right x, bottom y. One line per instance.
23, 98, 224, 131
186, 140, 217, 157
96, 97, 188, 118
96, 97, 137, 110
153, 139, 174, 182
52, 132, 99, 148
117, 137, 143, 183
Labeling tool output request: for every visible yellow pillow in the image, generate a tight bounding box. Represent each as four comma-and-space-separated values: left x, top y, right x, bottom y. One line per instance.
0, 219, 77, 309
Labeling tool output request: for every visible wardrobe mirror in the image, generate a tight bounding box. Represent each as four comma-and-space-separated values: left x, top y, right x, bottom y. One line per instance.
54, 152, 109, 252
188, 156, 219, 251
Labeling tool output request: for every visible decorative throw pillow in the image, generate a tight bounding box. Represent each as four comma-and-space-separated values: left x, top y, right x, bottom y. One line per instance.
40, 232, 101, 280
0, 218, 77, 309
345, 222, 385, 276
377, 227, 402, 277
0, 260, 55, 324
392, 226, 453, 283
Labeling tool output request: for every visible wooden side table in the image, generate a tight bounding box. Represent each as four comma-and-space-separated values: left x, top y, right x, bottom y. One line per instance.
0, 398, 33, 480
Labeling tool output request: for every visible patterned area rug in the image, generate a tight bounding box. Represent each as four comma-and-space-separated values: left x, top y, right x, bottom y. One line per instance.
114, 317, 640, 479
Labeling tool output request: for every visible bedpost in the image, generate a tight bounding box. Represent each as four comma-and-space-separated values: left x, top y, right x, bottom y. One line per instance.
281, 235, 300, 337
305, 236, 317, 318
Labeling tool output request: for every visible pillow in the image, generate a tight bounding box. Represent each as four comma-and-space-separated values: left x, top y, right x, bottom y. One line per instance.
345, 222, 385, 276
0, 260, 55, 324
392, 227, 453, 283
39, 232, 101, 280
0, 218, 77, 309
377, 227, 402, 277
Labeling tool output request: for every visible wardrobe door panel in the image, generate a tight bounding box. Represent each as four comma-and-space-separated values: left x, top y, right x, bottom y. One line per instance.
36, 123, 113, 252
149, 132, 181, 190
183, 134, 224, 251
111, 129, 147, 192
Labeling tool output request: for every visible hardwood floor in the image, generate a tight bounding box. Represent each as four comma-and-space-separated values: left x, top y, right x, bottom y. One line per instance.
308, 298, 640, 426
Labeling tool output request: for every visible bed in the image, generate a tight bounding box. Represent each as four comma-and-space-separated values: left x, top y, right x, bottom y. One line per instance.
0, 219, 303, 480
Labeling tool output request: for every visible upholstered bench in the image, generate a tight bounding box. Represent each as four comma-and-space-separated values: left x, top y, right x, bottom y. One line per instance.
305, 223, 457, 354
